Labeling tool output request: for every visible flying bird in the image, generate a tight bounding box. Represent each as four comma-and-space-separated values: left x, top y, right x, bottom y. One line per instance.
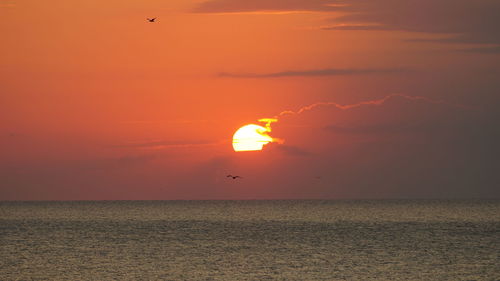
147, 18, 156, 22
227, 175, 243, 179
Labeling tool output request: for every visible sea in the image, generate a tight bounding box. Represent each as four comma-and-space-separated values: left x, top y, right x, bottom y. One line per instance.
1, 200, 499, 280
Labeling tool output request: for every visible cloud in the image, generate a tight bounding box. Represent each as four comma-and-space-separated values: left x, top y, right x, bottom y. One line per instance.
328, 0, 500, 44
252, 94, 473, 158
272, 93, 500, 198
276, 144, 312, 157
0, 1, 15, 8
3, 132, 25, 138
193, 0, 500, 45
269, 144, 312, 157
458, 46, 500, 54
74, 154, 158, 171
292, 93, 487, 144
219, 68, 406, 78
113, 140, 223, 149
276, 94, 474, 118
321, 24, 390, 31
121, 119, 213, 125
192, 0, 339, 14
325, 123, 446, 135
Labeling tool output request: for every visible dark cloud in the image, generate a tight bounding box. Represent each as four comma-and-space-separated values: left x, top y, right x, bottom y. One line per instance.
267, 143, 312, 157
276, 94, 500, 198
329, 0, 500, 45
458, 46, 500, 54
219, 68, 406, 78
325, 123, 446, 135
318, 94, 480, 136
194, 0, 500, 45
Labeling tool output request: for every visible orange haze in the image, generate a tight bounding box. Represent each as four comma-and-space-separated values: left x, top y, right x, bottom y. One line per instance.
1, 0, 499, 200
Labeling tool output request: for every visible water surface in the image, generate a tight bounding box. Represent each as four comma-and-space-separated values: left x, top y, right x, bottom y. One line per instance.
1, 200, 498, 280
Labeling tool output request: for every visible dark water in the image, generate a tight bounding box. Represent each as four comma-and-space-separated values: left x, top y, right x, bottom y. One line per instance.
1, 200, 499, 280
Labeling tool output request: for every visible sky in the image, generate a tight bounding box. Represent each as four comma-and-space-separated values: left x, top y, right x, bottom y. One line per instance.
1, 0, 499, 200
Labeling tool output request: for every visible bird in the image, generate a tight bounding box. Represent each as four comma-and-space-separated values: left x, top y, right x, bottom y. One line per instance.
227, 175, 243, 179
147, 18, 156, 22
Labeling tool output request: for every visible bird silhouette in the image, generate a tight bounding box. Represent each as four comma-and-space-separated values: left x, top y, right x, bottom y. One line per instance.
227, 175, 243, 179
147, 18, 156, 22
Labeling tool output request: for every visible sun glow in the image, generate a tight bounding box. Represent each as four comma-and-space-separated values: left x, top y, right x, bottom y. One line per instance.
232, 119, 278, 152
232, 124, 272, 151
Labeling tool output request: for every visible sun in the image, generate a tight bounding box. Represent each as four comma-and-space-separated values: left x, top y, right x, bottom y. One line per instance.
232, 124, 273, 152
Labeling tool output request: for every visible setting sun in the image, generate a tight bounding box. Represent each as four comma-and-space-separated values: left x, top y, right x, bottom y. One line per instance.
232, 124, 273, 152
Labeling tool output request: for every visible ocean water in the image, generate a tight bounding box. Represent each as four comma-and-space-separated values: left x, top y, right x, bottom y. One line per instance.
0, 200, 498, 280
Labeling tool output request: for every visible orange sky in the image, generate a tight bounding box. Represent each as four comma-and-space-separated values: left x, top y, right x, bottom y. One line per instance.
1, 0, 499, 200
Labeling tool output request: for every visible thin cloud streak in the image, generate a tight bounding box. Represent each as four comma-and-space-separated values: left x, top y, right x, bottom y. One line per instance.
121, 119, 213, 125
192, 0, 339, 14
219, 68, 407, 78
458, 46, 500, 54
321, 24, 390, 31
113, 140, 225, 150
